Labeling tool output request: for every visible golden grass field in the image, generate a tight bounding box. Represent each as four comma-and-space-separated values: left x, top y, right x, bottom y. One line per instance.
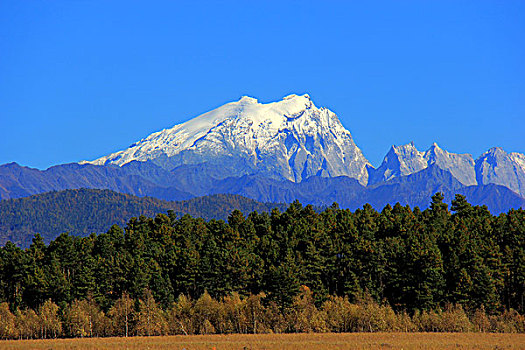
1, 333, 524, 350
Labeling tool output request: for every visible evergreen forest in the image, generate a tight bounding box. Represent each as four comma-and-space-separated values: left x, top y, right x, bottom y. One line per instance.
0, 193, 524, 338
0, 189, 286, 247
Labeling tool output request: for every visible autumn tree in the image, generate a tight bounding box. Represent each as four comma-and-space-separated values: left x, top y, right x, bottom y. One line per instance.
135, 289, 167, 336
245, 293, 268, 334
108, 292, 134, 337
64, 298, 108, 337
166, 294, 195, 335
193, 291, 219, 334
288, 285, 327, 332
39, 299, 61, 338
322, 295, 359, 332
0, 302, 15, 339
15, 308, 39, 339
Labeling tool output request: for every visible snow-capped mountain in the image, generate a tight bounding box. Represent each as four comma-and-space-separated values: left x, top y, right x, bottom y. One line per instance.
368, 142, 476, 186
476, 147, 525, 197
82, 94, 371, 184
367, 142, 427, 184
2, 93, 524, 217
369, 142, 525, 198
424, 143, 477, 186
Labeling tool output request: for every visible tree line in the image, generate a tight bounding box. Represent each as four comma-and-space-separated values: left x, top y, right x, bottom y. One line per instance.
1, 286, 524, 339
0, 193, 524, 338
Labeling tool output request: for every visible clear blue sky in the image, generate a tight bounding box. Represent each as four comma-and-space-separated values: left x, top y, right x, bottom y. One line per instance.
1, 1, 524, 169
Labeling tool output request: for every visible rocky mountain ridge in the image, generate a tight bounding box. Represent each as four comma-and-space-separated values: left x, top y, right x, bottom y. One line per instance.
369, 142, 525, 197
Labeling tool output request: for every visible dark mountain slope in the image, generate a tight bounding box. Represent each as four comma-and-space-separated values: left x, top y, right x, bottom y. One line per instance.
362, 166, 525, 212
1, 161, 523, 236
455, 184, 525, 211
363, 165, 465, 209
0, 189, 285, 247
210, 174, 365, 206
0, 162, 193, 201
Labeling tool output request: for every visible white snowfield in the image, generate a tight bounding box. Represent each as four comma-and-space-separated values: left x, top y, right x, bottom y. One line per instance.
81, 93, 525, 196
82, 94, 371, 184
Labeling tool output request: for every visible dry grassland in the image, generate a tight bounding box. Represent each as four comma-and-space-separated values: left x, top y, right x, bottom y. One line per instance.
0, 333, 524, 350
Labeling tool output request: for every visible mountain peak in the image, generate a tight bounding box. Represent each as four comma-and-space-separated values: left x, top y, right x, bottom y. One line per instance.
426, 142, 443, 159
238, 96, 258, 104
369, 141, 525, 194
391, 142, 419, 154
82, 94, 371, 184
477, 146, 525, 196
369, 141, 477, 186
283, 93, 310, 101
277, 93, 314, 115
367, 143, 427, 184
484, 147, 506, 156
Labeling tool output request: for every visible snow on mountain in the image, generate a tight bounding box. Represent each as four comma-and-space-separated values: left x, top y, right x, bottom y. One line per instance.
79, 94, 525, 197
367, 142, 427, 184
475, 147, 525, 197
424, 143, 476, 186
369, 142, 525, 198
369, 142, 476, 186
82, 94, 371, 184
